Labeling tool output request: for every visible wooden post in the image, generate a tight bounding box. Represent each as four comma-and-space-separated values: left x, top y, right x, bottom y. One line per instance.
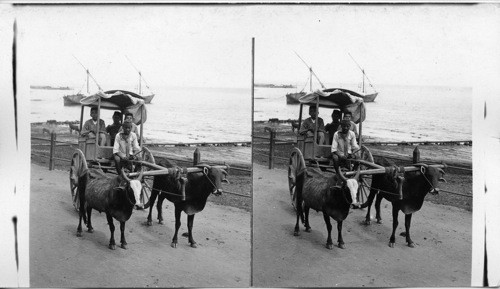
193, 148, 200, 166
49, 132, 56, 170
413, 146, 420, 163
265, 127, 276, 169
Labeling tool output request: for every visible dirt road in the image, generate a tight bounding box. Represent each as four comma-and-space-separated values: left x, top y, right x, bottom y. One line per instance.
252, 164, 471, 287
30, 163, 250, 287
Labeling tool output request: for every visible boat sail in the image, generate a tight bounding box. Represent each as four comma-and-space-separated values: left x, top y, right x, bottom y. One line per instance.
348, 53, 378, 102
63, 57, 102, 106
286, 51, 326, 105
126, 56, 155, 104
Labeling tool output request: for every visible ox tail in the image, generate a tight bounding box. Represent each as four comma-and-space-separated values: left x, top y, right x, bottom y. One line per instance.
295, 172, 305, 225
359, 187, 378, 209
77, 174, 88, 224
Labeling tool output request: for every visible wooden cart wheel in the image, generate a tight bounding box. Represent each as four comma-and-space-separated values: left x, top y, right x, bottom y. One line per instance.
139, 146, 155, 208
70, 149, 88, 212
356, 145, 374, 206
288, 147, 306, 210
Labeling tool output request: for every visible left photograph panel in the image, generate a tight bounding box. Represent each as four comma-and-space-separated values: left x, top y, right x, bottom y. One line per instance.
17, 5, 252, 287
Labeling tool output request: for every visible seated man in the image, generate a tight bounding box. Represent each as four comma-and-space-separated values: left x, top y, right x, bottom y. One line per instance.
331, 119, 360, 172
299, 105, 326, 145
106, 111, 122, 147
81, 106, 107, 146
118, 112, 140, 141
325, 109, 342, 145
113, 122, 141, 174
337, 111, 359, 140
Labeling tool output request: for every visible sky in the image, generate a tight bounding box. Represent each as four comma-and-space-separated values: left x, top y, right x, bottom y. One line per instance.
15, 4, 500, 90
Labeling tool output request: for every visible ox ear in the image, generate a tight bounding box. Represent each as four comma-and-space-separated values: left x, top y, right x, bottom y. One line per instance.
113, 186, 126, 193
439, 177, 447, 183
420, 166, 426, 174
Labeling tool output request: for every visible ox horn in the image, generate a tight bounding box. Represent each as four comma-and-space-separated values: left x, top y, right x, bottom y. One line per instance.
121, 169, 131, 183
334, 164, 348, 183
137, 167, 144, 182
353, 167, 361, 180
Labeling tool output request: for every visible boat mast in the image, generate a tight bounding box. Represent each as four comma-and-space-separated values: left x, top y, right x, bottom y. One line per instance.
138, 71, 142, 95
309, 67, 313, 92
362, 69, 365, 93
86, 69, 89, 94
294, 51, 326, 90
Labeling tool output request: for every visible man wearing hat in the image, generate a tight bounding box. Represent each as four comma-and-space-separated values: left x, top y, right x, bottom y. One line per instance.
331, 119, 359, 171
106, 111, 122, 146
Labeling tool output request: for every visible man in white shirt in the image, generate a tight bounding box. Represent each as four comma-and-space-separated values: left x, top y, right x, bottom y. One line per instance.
113, 122, 141, 174
331, 119, 360, 171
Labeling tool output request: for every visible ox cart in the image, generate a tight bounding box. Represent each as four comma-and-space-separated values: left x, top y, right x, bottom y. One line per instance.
287, 88, 446, 208
69, 90, 228, 211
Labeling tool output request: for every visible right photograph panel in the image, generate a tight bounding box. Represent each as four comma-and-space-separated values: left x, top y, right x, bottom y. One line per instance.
252, 4, 476, 287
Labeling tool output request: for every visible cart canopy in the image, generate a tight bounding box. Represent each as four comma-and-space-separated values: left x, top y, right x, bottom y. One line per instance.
80, 90, 147, 125
299, 88, 366, 123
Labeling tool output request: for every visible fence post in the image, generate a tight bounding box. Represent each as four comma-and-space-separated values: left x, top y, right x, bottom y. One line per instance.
49, 132, 56, 170
413, 146, 420, 163
265, 126, 276, 169
193, 148, 200, 166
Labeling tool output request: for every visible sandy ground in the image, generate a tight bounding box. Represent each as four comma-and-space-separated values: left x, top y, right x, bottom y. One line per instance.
30, 163, 250, 288
252, 164, 472, 287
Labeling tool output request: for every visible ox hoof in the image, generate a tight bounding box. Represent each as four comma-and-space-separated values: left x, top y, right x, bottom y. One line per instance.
171, 242, 177, 248
338, 243, 346, 249
294, 231, 300, 236
146, 220, 152, 226
190, 242, 198, 248
76, 231, 82, 237
109, 244, 116, 250
407, 242, 415, 248
376, 219, 383, 224
121, 243, 128, 250
158, 220, 164, 225
388, 242, 395, 248
87, 228, 94, 233
305, 227, 311, 233
326, 243, 334, 250
363, 220, 371, 226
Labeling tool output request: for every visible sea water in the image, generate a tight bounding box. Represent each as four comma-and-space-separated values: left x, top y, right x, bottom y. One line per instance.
30, 86, 252, 143
30, 84, 471, 143
254, 84, 472, 142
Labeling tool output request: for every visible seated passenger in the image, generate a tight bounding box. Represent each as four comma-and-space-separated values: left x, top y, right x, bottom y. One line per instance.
299, 105, 325, 145
337, 111, 359, 140
118, 112, 140, 137
331, 119, 359, 171
81, 106, 107, 146
325, 109, 342, 145
106, 111, 122, 146
113, 122, 141, 174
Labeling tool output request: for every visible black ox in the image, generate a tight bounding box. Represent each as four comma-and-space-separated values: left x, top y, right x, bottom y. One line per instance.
146, 159, 229, 248
294, 164, 361, 249
361, 158, 446, 248
76, 168, 145, 250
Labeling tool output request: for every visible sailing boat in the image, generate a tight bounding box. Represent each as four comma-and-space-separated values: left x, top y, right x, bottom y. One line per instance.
126, 56, 155, 104
349, 53, 378, 102
63, 57, 103, 106
286, 52, 326, 105
63, 69, 90, 106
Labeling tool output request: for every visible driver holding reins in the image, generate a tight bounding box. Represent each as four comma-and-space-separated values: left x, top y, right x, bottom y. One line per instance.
113, 121, 141, 174
331, 119, 359, 172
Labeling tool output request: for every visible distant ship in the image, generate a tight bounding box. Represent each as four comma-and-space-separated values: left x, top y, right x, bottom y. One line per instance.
255, 83, 296, 89
31, 85, 72, 90
126, 56, 155, 104
63, 69, 91, 106
348, 53, 378, 103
